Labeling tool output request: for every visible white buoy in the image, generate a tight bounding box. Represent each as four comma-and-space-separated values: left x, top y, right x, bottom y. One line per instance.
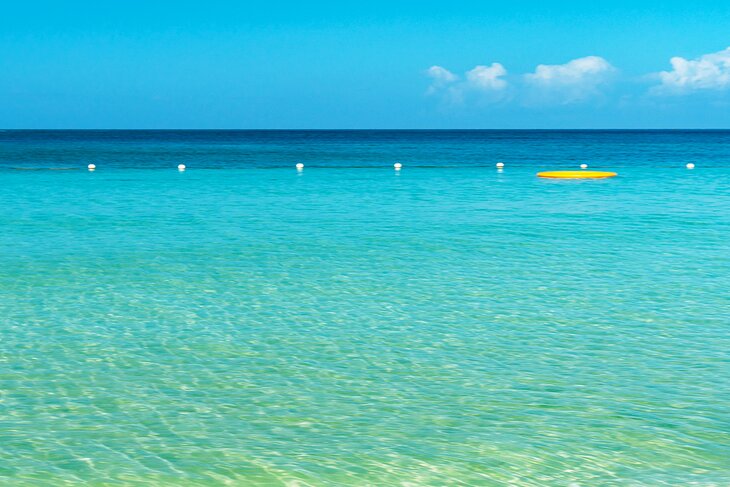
496, 162, 505, 168
686, 163, 695, 169
177, 164, 186, 171
296, 163, 304, 170
394, 162, 403, 170
87, 163, 96, 171
580, 163, 588, 169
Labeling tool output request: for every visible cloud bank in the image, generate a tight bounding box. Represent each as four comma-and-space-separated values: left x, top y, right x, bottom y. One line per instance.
427, 56, 615, 105
426, 48, 730, 107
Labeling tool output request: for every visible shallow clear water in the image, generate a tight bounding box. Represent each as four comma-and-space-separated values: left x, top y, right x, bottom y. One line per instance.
1, 131, 729, 485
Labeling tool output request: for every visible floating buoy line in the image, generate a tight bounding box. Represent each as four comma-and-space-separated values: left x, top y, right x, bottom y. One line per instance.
74, 162, 701, 176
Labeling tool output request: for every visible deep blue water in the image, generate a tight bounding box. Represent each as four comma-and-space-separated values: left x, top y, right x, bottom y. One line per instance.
2, 130, 730, 169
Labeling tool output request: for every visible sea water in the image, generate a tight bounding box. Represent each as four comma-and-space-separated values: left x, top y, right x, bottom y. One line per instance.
1, 131, 729, 486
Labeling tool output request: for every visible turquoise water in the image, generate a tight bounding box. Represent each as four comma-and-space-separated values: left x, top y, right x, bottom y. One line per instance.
1, 131, 730, 485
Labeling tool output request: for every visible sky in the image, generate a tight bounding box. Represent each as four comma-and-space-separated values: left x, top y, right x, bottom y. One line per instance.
1, 0, 730, 129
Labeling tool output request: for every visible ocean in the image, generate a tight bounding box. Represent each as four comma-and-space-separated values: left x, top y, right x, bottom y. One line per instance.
1, 130, 729, 486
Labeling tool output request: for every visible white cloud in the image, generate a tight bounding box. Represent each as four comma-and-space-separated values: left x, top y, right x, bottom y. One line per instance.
653, 47, 730, 94
427, 65, 458, 84
524, 56, 615, 103
426, 62, 508, 103
426, 66, 458, 94
466, 63, 508, 91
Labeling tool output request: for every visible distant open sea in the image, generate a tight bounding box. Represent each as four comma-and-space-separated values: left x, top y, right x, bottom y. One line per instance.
1, 130, 729, 486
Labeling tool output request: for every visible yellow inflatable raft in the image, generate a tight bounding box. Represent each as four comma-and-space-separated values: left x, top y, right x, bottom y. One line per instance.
537, 170, 617, 179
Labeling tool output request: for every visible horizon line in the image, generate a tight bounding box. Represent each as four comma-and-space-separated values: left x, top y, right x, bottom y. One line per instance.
3, 128, 730, 131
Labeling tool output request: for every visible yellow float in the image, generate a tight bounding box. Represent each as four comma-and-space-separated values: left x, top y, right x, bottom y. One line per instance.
537, 170, 617, 179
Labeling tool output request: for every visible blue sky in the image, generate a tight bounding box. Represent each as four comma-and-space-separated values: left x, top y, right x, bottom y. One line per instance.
1, 0, 730, 128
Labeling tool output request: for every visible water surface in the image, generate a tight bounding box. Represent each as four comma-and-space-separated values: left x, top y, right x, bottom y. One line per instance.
1, 131, 729, 485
